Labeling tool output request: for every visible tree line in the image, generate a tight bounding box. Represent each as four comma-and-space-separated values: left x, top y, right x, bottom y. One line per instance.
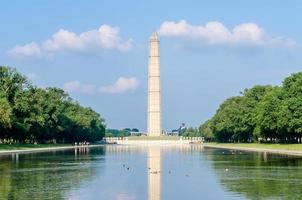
198, 72, 302, 143
105, 128, 140, 137
0, 66, 105, 144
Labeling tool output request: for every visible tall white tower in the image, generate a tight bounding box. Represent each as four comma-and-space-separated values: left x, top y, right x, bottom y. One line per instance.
148, 32, 161, 136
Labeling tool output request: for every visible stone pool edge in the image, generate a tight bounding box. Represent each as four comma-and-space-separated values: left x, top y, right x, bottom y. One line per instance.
203, 143, 302, 157
0, 144, 105, 155
0, 141, 200, 155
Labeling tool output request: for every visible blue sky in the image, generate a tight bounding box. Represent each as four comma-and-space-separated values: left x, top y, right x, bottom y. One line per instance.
1, 0, 302, 131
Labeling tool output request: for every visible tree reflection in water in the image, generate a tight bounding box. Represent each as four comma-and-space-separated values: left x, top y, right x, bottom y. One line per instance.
1, 145, 302, 200
0, 147, 105, 200
207, 148, 302, 200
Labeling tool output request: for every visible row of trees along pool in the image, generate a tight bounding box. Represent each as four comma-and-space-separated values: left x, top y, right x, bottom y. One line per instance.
198, 72, 302, 143
0, 66, 105, 144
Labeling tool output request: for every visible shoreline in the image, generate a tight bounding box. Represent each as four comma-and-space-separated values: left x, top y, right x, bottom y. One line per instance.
3, 142, 302, 157
0, 140, 202, 155
116, 139, 201, 145
0, 144, 104, 156
203, 143, 302, 156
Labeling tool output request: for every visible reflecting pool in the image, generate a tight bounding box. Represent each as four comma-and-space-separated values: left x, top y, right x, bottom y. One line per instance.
1, 145, 302, 200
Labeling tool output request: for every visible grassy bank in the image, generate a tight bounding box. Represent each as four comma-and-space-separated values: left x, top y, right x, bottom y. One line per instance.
0, 144, 72, 151
204, 143, 302, 151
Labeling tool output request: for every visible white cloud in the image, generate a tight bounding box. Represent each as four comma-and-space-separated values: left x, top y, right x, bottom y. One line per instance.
8, 24, 133, 59
100, 77, 139, 94
42, 29, 84, 52
63, 81, 96, 95
8, 42, 42, 58
158, 20, 296, 47
62, 77, 139, 95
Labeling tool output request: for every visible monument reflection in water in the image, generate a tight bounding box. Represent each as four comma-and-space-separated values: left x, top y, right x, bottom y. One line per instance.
148, 147, 161, 200
3, 145, 302, 199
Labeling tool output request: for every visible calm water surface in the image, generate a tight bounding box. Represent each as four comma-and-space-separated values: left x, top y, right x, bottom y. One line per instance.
0, 145, 302, 200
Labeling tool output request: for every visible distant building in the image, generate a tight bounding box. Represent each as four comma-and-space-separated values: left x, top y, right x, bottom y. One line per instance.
168, 123, 187, 136
179, 123, 187, 134
129, 128, 148, 136
171, 129, 179, 136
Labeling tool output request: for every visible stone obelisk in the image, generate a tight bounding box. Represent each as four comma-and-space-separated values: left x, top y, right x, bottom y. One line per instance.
148, 32, 161, 136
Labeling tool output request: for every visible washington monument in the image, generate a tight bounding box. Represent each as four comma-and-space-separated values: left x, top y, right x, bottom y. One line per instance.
148, 32, 161, 136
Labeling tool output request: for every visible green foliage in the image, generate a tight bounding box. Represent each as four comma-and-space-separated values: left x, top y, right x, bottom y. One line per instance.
0, 93, 12, 130
105, 128, 133, 137
201, 72, 302, 143
0, 66, 105, 143
182, 127, 199, 137
198, 120, 213, 141
0, 66, 28, 104
254, 87, 285, 141
131, 128, 139, 132
105, 129, 119, 137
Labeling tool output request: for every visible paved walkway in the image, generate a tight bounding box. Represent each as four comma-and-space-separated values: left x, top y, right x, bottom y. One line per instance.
0, 144, 104, 155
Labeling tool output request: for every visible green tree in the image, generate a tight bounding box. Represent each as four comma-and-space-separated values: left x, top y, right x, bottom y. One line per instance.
0, 93, 12, 139
282, 72, 302, 142
182, 127, 199, 137
199, 120, 214, 141
61, 101, 105, 142
211, 97, 246, 142
207, 85, 273, 143
0, 67, 28, 104
0, 66, 105, 144
254, 87, 286, 142
241, 85, 273, 139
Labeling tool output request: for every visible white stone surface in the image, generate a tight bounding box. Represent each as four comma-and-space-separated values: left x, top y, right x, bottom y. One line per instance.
148, 32, 161, 136
116, 140, 202, 145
